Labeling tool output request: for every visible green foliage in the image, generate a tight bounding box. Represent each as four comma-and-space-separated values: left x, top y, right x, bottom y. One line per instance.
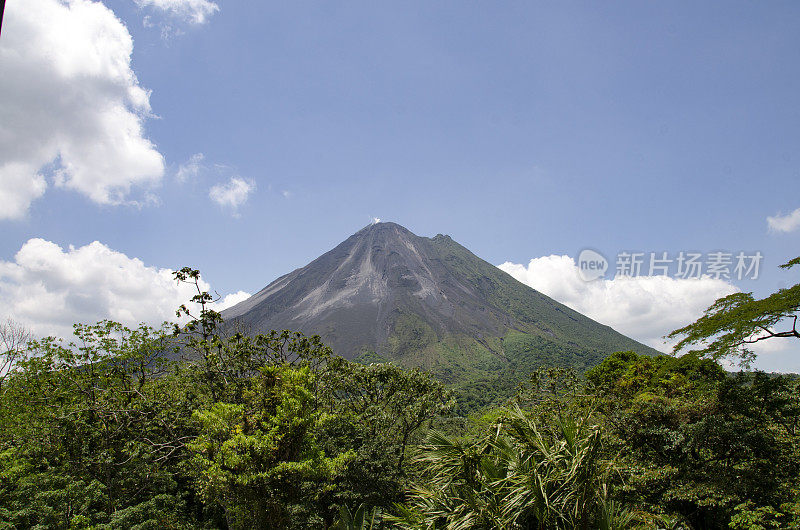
668, 256, 800, 366
391, 406, 625, 529
729, 501, 787, 530
332, 504, 383, 530
189, 365, 353, 529
0, 320, 205, 528
0, 268, 454, 529
322, 358, 454, 471
413, 330, 612, 415
399, 353, 800, 530
353, 350, 389, 365
588, 351, 800, 529
386, 313, 437, 356
586, 350, 726, 398
2, 265, 799, 529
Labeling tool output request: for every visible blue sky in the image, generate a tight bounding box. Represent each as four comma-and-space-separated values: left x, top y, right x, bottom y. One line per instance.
1, 1, 798, 370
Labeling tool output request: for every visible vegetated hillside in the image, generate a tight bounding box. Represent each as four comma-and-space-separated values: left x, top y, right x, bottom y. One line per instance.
223, 222, 658, 407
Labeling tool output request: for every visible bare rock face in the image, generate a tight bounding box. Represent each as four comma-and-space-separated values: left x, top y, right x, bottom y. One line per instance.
222, 222, 655, 363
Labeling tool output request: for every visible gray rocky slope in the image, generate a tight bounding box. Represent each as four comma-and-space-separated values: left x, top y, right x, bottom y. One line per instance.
222, 222, 656, 363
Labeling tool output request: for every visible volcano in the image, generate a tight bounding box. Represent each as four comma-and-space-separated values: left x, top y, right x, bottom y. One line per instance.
222, 222, 656, 405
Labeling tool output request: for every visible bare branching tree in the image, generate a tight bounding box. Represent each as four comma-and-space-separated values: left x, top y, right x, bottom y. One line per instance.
0, 318, 32, 392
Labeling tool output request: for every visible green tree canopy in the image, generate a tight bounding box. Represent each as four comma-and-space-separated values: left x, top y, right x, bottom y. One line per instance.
668, 256, 800, 366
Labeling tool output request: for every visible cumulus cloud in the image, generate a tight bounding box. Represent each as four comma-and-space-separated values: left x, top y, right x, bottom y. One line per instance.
209, 177, 256, 214
0, 0, 165, 220
0, 163, 48, 221
135, 0, 219, 25
214, 291, 251, 311
176, 153, 205, 182
0, 238, 249, 340
767, 208, 800, 233
498, 255, 739, 351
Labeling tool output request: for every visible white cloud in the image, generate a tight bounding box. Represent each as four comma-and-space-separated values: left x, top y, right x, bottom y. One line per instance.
214, 291, 251, 311
209, 177, 255, 214
498, 255, 738, 352
0, 0, 165, 220
176, 153, 205, 182
0, 163, 48, 221
135, 0, 219, 25
767, 207, 800, 233
0, 238, 249, 340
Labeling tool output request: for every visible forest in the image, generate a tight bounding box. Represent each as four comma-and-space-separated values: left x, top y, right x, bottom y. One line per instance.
0, 264, 798, 530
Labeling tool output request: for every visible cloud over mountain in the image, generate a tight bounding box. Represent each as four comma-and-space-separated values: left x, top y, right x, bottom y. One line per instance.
498, 255, 738, 351
0, 238, 248, 340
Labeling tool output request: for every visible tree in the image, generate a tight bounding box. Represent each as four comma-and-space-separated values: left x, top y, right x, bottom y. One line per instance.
0, 321, 204, 528
189, 364, 352, 529
321, 358, 454, 473
0, 318, 31, 393
0, 267, 459, 528
173, 266, 224, 360
667, 256, 800, 366
586, 351, 800, 529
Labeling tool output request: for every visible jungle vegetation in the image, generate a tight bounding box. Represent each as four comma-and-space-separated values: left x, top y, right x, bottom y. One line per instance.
0, 261, 798, 529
